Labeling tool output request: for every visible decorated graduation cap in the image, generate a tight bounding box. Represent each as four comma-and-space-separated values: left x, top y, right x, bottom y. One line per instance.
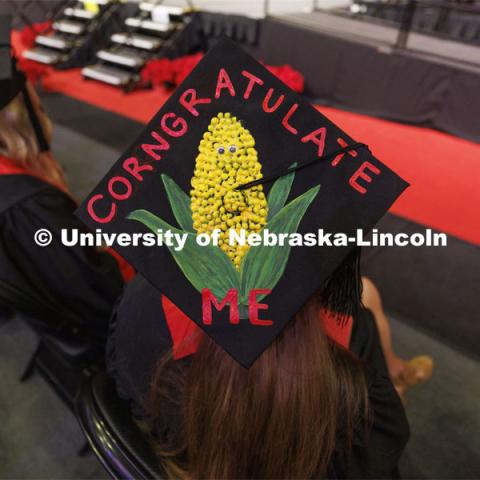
0, 15, 49, 151
77, 38, 408, 368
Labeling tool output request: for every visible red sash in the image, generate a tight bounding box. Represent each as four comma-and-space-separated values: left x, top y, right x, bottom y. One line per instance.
0, 155, 33, 176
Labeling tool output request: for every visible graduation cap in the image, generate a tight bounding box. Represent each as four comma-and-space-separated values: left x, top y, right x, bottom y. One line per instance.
0, 14, 49, 151
77, 38, 408, 368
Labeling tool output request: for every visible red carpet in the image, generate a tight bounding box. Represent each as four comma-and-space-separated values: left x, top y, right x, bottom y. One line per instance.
320, 106, 480, 246
14, 33, 479, 245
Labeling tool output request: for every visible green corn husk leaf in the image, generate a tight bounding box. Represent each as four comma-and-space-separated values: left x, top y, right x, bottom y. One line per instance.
266, 162, 297, 221
239, 184, 321, 305
127, 209, 240, 299
161, 174, 194, 232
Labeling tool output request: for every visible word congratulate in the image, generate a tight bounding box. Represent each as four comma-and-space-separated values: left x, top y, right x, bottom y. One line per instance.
87, 67, 382, 224
56, 228, 447, 249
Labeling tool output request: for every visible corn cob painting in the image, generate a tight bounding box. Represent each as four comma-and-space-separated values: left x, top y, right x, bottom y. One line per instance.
191, 112, 268, 269
127, 113, 320, 317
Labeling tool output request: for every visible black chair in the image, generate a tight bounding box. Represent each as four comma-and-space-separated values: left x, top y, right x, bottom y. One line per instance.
75, 370, 165, 479
0, 279, 104, 410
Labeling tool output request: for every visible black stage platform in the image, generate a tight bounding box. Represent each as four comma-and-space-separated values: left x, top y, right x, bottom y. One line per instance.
252, 11, 480, 143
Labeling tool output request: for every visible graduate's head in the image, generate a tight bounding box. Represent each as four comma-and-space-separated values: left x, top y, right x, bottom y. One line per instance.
0, 86, 66, 191
0, 15, 65, 190
146, 290, 370, 480
0, 83, 52, 164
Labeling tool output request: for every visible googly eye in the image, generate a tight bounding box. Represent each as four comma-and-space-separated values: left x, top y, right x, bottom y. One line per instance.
229, 145, 237, 153
217, 146, 225, 154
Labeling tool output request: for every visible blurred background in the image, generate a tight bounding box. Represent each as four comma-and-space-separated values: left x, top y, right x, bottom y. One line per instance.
0, 0, 479, 478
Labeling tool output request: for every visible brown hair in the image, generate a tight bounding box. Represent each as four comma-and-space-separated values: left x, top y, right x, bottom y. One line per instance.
0, 84, 68, 192
145, 295, 369, 479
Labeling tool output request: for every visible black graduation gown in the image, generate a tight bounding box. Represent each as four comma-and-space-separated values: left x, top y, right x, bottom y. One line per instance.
0, 173, 124, 337
106, 274, 410, 478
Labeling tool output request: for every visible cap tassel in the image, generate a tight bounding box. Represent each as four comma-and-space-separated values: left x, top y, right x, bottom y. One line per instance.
237, 143, 369, 191
318, 247, 362, 326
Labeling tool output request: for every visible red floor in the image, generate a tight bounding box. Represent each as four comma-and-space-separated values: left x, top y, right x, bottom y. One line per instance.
14, 34, 480, 245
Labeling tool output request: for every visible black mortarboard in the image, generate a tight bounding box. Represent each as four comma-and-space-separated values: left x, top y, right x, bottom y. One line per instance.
77, 38, 408, 368
0, 15, 49, 151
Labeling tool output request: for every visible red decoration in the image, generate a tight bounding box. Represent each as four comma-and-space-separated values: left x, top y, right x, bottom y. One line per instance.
16, 57, 50, 84
140, 57, 173, 87
170, 52, 204, 85
20, 21, 51, 49
11, 21, 53, 84
140, 53, 305, 94
266, 64, 305, 93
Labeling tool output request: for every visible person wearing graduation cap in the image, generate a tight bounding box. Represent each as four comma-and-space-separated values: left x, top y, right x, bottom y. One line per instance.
0, 15, 127, 335
77, 39, 414, 478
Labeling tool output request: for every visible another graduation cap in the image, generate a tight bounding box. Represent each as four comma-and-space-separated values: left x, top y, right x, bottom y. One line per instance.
0, 15, 49, 151
77, 38, 408, 368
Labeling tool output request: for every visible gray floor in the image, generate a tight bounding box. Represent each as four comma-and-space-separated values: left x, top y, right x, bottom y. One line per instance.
0, 316, 107, 480
389, 316, 480, 479
1, 121, 479, 479
52, 124, 121, 203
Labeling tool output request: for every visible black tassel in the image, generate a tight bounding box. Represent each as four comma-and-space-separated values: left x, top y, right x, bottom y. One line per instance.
319, 247, 362, 326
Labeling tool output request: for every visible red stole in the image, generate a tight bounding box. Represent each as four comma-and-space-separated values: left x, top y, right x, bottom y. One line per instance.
0, 155, 33, 176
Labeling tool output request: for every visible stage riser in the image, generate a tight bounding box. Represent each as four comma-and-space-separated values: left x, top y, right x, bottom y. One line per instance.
254, 17, 480, 144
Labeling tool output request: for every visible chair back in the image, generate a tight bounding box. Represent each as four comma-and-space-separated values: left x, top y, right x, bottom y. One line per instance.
76, 371, 165, 480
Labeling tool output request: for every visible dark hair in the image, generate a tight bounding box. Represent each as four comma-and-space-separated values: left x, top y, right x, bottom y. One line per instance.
144, 295, 369, 479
